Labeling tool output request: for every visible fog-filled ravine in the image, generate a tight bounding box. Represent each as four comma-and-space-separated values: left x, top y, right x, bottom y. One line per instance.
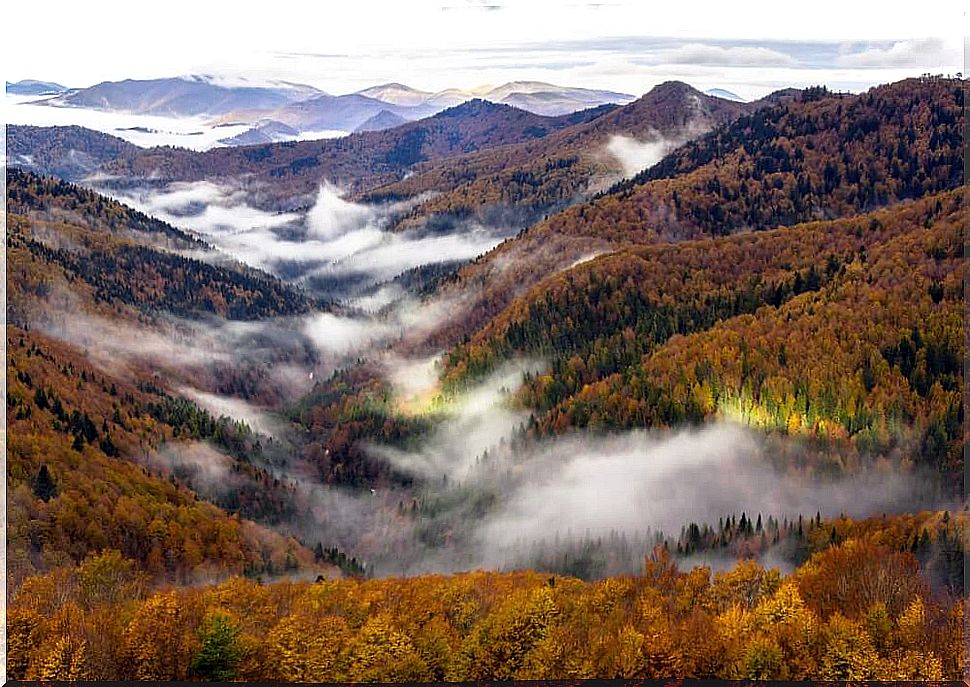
17, 166, 946, 583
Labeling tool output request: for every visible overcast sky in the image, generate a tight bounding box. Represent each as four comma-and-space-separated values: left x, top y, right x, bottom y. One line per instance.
3, 0, 966, 99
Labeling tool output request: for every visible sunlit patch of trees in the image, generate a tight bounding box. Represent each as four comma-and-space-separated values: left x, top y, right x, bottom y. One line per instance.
289, 363, 435, 487
441, 190, 964, 482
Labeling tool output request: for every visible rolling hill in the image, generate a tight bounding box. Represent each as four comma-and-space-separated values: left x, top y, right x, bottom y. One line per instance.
423, 76, 964, 348
6, 168, 317, 325
360, 81, 761, 228
89, 99, 617, 209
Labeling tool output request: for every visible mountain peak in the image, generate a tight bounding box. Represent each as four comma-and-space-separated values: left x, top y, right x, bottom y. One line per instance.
644, 81, 701, 97
435, 97, 513, 118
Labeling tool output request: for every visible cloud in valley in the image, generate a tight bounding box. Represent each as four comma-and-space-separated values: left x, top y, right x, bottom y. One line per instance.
605, 122, 709, 178
111, 181, 512, 297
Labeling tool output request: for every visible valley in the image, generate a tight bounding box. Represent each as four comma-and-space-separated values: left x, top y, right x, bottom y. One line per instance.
4, 67, 966, 681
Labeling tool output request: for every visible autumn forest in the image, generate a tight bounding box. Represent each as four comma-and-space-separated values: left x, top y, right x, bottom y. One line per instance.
4, 67, 967, 682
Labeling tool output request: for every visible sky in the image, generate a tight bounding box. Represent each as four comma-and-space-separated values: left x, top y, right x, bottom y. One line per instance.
3, 0, 966, 99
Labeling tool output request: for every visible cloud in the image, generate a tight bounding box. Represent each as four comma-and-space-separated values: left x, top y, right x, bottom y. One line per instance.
109, 181, 512, 298
178, 386, 284, 437
665, 43, 797, 67
836, 38, 949, 68
604, 119, 709, 178
303, 312, 397, 356
474, 425, 924, 557
369, 359, 542, 483
336, 392, 945, 577
306, 183, 376, 240
605, 134, 678, 178
151, 442, 243, 496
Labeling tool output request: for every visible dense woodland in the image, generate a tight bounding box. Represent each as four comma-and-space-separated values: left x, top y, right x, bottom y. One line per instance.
6, 326, 325, 591
7, 525, 966, 681
441, 190, 964, 482
427, 76, 965, 349
5, 74, 968, 681
6, 125, 141, 182
7, 169, 318, 324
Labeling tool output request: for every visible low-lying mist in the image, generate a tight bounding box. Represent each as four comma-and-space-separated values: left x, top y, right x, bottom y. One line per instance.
604, 120, 710, 178
179, 359, 947, 580
106, 180, 515, 301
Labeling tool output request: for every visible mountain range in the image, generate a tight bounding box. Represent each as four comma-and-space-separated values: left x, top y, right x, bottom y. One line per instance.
12, 74, 637, 142
7, 81, 757, 214
6, 79, 69, 96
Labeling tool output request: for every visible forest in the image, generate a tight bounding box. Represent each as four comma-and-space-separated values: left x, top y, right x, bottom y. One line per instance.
5, 73, 967, 682
7, 527, 965, 681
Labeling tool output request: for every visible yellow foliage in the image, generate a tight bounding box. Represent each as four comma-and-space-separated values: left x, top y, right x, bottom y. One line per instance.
266, 613, 350, 682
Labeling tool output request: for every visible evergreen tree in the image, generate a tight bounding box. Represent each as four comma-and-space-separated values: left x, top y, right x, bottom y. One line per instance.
34, 464, 57, 502
189, 612, 244, 681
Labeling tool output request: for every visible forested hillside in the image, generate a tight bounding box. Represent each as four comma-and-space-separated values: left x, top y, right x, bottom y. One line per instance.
427, 76, 965, 348
6, 326, 322, 591
8, 522, 964, 681
6, 169, 318, 324
440, 190, 964, 480
6, 125, 142, 182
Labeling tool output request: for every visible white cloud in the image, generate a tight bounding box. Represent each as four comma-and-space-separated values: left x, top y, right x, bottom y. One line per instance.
303, 312, 396, 356
178, 386, 284, 437
666, 43, 796, 67
110, 181, 510, 295
306, 183, 376, 240
605, 134, 678, 178
837, 38, 951, 68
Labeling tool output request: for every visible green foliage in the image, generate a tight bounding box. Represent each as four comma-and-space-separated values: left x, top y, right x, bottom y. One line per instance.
189, 612, 245, 681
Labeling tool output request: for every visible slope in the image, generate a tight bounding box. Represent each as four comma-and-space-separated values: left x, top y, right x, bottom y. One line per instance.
362, 81, 754, 228
94, 99, 617, 210
6, 168, 318, 325
441, 190, 964, 480
6, 325, 321, 591
425, 76, 964, 347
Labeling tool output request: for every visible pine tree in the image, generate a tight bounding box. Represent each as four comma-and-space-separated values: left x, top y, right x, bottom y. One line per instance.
189, 613, 243, 681
34, 464, 57, 502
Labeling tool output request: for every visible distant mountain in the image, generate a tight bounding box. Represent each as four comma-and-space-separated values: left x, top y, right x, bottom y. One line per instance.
487, 81, 635, 114
354, 109, 409, 133
82, 98, 606, 210
270, 92, 436, 132
704, 87, 746, 102
29, 75, 637, 144
218, 119, 300, 146
356, 83, 434, 107
6, 79, 69, 96
358, 80, 634, 116
46, 75, 322, 117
